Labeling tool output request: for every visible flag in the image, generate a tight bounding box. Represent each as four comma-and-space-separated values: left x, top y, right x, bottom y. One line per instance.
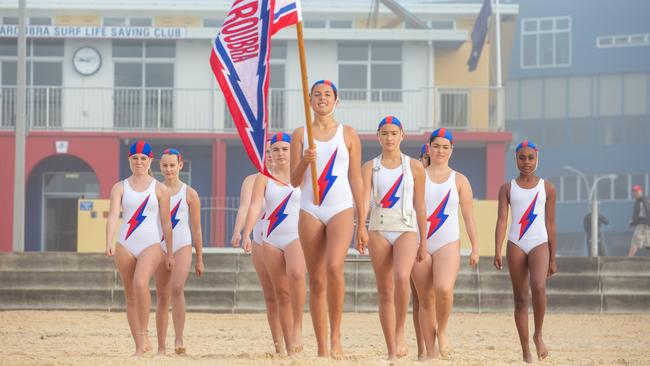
467, 0, 492, 72
272, 0, 302, 35
209, 0, 301, 176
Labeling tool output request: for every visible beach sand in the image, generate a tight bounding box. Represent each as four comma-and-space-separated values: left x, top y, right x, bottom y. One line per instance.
1, 311, 648, 365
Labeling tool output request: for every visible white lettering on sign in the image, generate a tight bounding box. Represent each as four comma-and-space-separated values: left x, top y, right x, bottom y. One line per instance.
0, 25, 187, 39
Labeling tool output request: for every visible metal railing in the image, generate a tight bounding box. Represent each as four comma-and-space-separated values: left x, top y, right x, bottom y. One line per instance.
0, 85, 503, 133
548, 173, 650, 203
200, 196, 240, 247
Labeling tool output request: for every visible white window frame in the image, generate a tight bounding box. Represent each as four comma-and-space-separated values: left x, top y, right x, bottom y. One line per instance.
437, 88, 469, 129
597, 33, 650, 48
337, 42, 402, 102
520, 16, 572, 69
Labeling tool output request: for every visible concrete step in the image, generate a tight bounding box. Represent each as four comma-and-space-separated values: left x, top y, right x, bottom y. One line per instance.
0, 289, 112, 310
112, 271, 237, 291
479, 273, 601, 294
602, 275, 650, 294
600, 257, 650, 275
480, 292, 603, 313
0, 270, 115, 289
603, 294, 650, 313
0, 253, 113, 271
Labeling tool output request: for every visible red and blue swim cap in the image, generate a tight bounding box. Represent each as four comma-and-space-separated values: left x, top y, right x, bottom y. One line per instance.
128, 140, 153, 158
429, 128, 453, 145
377, 115, 403, 131
161, 148, 182, 161
311, 79, 338, 98
420, 143, 429, 158
515, 139, 538, 153
270, 132, 291, 145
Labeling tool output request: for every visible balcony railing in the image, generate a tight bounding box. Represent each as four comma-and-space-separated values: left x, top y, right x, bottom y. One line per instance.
0, 85, 502, 133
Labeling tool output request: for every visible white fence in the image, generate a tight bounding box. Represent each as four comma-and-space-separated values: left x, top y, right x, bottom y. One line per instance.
0, 85, 502, 133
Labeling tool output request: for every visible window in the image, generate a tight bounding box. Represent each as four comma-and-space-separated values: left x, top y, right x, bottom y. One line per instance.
337, 42, 402, 102
203, 18, 223, 28
405, 20, 454, 30
330, 20, 353, 29
130, 18, 152, 26
103, 17, 127, 26
0, 39, 63, 128
304, 20, 326, 28
438, 89, 468, 128
29, 17, 52, 25
430, 20, 454, 29
521, 16, 571, 68
1, 16, 18, 25
597, 33, 650, 48
112, 40, 176, 129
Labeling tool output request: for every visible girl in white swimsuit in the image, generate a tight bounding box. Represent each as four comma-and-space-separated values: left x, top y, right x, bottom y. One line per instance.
290, 80, 365, 358
231, 143, 284, 353
243, 132, 306, 355
357, 116, 427, 360
494, 140, 558, 363
410, 128, 479, 360
153, 148, 205, 355
105, 140, 174, 356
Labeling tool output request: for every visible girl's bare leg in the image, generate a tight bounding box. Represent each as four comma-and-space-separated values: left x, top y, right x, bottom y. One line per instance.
392, 233, 418, 358
431, 241, 460, 358
284, 240, 306, 352
368, 232, 397, 360
169, 246, 192, 353
115, 244, 143, 356
299, 210, 328, 357
410, 254, 438, 359
528, 243, 550, 361
252, 241, 283, 353
507, 242, 533, 363
324, 208, 354, 358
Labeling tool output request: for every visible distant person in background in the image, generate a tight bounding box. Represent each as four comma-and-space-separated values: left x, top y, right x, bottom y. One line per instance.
583, 212, 609, 256
628, 185, 650, 257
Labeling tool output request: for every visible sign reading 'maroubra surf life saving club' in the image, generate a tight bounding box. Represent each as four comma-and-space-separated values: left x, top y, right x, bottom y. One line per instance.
0, 25, 187, 39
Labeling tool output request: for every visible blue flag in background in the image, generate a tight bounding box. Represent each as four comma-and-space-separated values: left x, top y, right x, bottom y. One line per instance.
467, 0, 492, 71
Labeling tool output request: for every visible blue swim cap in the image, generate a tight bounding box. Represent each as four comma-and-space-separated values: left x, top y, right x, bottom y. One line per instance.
420, 143, 429, 158
515, 139, 538, 153
377, 116, 403, 131
270, 132, 291, 145
161, 148, 182, 161
429, 128, 453, 145
310, 79, 338, 98
128, 140, 153, 158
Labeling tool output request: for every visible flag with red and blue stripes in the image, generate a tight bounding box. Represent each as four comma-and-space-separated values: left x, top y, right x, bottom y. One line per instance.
209, 0, 301, 176
272, 0, 302, 35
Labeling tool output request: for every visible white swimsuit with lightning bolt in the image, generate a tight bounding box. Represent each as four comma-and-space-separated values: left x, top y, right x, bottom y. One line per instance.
161, 183, 192, 254
264, 180, 301, 251
301, 124, 353, 224
508, 178, 548, 254
370, 155, 415, 245
424, 170, 460, 255
118, 178, 162, 258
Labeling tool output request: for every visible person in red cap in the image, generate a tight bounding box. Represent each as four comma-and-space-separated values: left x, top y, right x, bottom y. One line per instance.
628, 185, 650, 256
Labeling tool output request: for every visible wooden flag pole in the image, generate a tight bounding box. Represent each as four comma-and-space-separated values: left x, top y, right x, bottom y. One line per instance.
296, 21, 320, 205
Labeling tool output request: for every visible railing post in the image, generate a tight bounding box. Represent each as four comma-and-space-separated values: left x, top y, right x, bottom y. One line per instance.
45, 87, 50, 128
141, 88, 145, 130
157, 88, 162, 129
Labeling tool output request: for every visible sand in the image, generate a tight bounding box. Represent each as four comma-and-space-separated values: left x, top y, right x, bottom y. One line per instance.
1, 311, 648, 365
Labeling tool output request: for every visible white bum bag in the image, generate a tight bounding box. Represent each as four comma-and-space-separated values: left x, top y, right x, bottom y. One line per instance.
368, 154, 417, 232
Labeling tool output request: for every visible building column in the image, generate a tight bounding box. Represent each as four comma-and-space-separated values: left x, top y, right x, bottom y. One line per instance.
0, 135, 15, 252
212, 138, 227, 247
485, 142, 506, 200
